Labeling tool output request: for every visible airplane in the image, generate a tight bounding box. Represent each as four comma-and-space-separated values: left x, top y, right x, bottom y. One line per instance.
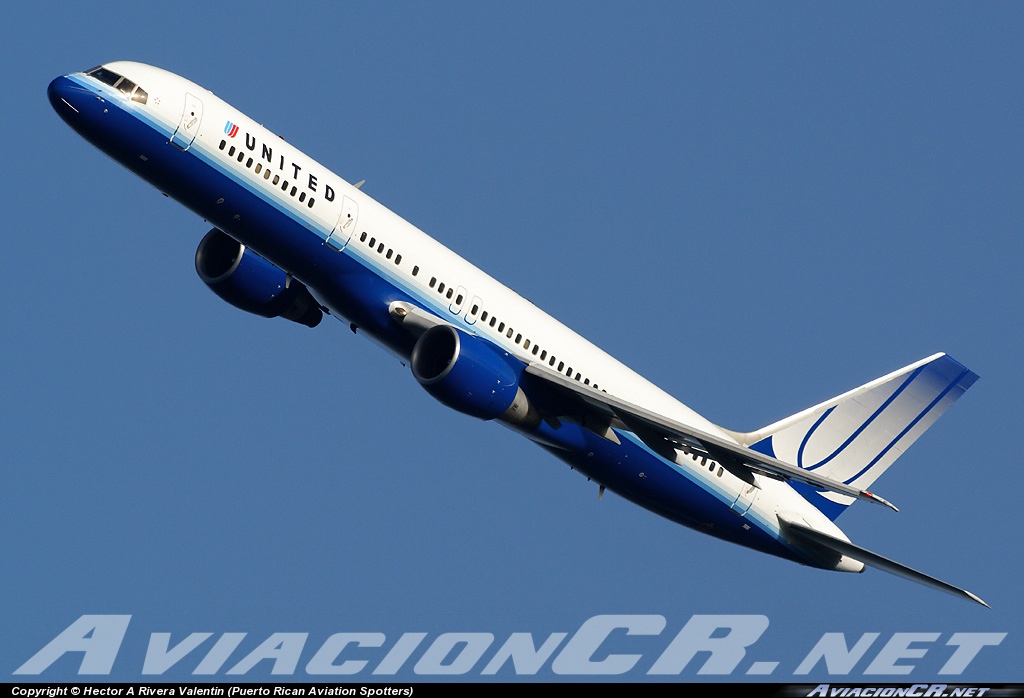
47, 62, 985, 606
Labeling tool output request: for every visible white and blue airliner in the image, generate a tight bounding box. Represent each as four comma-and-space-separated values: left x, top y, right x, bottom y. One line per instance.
48, 62, 985, 606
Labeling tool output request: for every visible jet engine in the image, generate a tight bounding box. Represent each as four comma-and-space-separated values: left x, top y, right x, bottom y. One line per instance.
411, 325, 539, 427
195, 229, 322, 328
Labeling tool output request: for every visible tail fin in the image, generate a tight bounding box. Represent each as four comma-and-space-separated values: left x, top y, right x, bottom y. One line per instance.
727, 353, 977, 520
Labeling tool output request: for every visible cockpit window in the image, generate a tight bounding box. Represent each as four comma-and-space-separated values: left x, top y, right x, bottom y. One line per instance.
87, 67, 122, 87
86, 66, 147, 105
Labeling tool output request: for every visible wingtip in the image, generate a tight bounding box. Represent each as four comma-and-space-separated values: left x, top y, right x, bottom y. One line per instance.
966, 591, 991, 609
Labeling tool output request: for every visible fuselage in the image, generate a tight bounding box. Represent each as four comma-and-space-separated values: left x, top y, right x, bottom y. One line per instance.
47, 61, 861, 572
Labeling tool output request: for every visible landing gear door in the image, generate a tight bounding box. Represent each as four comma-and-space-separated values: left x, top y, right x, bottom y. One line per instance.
326, 196, 359, 251
171, 93, 203, 151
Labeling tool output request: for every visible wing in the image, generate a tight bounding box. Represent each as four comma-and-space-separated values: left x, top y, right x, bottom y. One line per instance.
520, 360, 901, 512
387, 299, 898, 511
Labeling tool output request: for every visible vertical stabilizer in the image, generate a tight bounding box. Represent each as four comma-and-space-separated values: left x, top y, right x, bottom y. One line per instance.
727, 354, 977, 519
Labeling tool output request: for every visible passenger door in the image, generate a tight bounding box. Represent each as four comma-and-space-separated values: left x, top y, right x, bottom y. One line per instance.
326, 196, 359, 251
171, 93, 203, 151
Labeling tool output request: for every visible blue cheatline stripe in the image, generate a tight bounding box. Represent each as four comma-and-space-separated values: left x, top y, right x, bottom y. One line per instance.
187, 137, 328, 238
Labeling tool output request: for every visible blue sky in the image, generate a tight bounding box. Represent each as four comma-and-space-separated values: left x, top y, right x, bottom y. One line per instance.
3, 1, 1022, 682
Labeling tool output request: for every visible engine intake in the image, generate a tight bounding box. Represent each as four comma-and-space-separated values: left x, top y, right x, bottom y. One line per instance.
411, 325, 538, 427
195, 229, 322, 328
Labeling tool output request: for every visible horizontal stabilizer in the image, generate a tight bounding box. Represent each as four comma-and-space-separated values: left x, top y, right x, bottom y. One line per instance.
781, 519, 988, 607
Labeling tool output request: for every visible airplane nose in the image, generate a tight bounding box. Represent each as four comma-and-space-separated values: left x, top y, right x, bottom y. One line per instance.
47, 75, 93, 122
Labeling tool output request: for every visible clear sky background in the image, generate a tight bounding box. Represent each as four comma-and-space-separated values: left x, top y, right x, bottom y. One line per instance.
3, 1, 1022, 682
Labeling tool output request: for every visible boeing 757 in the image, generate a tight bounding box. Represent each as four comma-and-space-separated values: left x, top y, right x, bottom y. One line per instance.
47, 62, 985, 605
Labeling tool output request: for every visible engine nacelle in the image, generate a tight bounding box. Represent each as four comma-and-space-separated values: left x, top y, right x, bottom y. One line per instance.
411, 325, 539, 427
195, 229, 322, 328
